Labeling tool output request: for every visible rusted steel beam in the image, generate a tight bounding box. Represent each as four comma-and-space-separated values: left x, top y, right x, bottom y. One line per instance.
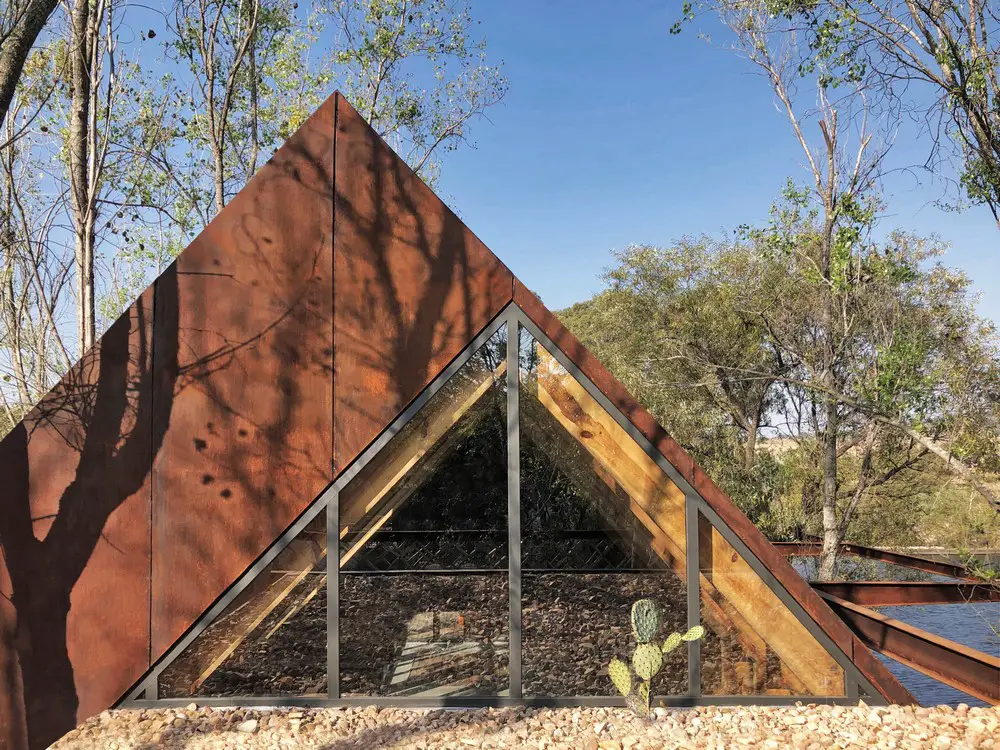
812, 581, 1000, 607
819, 592, 1000, 706
774, 542, 822, 556
777, 540, 973, 581
840, 543, 973, 581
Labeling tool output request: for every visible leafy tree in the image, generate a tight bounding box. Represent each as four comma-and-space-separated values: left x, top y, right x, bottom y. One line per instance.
322, 0, 508, 183
559, 243, 801, 540
676, 0, 1000, 229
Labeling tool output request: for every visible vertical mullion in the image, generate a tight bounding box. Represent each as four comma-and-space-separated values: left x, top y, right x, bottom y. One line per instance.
506, 310, 522, 701
687, 495, 701, 699
328, 494, 338, 699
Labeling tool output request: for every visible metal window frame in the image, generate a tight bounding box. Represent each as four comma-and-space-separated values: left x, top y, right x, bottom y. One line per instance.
120, 301, 882, 709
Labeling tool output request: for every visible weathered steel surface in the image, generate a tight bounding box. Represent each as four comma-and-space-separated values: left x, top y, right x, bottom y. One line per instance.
332, 96, 514, 473
812, 581, 1000, 606
839, 543, 973, 581
150, 97, 336, 659
775, 540, 973, 580
0, 289, 155, 750
820, 592, 1000, 705
513, 280, 915, 705
773, 542, 826, 556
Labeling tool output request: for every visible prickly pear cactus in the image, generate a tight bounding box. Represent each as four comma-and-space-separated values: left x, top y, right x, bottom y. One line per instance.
632, 643, 663, 681
661, 632, 683, 654
630, 598, 661, 643
608, 657, 632, 697
681, 625, 705, 642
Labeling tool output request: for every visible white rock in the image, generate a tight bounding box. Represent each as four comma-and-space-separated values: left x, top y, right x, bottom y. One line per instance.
237, 719, 259, 733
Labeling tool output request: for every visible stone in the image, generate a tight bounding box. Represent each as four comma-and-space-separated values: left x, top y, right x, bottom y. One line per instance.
237, 719, 259, 733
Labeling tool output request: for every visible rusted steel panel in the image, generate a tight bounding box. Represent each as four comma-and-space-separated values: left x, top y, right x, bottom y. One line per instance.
812, 581, 1000, 606
150, 97, 335, 659
0, 289, 155, 750
820, 592, 1000, 705
790, 538, 974, 580
839, 543, 973, 581
513, 280, 915, 705
332, 95, 514, 472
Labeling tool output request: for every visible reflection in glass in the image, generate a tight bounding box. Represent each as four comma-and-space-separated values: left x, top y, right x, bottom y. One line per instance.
339, 326, 509, 697
698, 511, 846, 696
158, 509, 328, 697
519, 326, 688, 697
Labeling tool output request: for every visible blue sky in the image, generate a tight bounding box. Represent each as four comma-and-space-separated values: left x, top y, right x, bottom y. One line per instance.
429, 1, 999, 324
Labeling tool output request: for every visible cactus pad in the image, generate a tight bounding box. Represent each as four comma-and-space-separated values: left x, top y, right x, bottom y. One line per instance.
681, 625, 705, 642
632, 643, 664, 681
662, 632, 683, 654
608, 657, 632, 697
630, 598, 661, 643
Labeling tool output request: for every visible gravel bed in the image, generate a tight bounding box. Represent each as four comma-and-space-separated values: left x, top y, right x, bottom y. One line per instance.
53, 703, 999, 749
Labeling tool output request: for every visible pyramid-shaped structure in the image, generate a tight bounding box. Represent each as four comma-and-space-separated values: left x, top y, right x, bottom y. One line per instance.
0, 93, 912, 749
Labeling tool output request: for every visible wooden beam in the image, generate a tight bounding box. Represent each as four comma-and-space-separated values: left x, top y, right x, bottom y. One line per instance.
264, 574, 328, 642
530, 346, 840, 695
188, 544, 326, 694
340, 361, 505, 539
704, 520, 844, 696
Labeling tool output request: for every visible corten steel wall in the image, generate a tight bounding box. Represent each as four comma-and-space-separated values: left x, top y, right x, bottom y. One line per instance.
150, 95, 335, 659
0, 96, 338, 750
0, 290, 155, 750
332, 96, 513, 472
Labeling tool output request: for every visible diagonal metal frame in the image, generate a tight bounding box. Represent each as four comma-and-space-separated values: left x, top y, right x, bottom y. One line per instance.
120, 301, 887, 709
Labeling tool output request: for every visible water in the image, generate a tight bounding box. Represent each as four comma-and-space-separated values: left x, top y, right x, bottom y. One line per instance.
788, 554, 998, 706
872, 603, 999, 708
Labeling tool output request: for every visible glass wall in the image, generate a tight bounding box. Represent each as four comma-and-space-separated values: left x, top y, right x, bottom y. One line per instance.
144, 309, 869, 707
338, 326, 509, 698
519, 327, 689, 697
158, 508, 328, 698
698, 510, 846, 696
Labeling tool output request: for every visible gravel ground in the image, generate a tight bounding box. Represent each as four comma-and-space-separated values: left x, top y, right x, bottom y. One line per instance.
53, 703, 999, 749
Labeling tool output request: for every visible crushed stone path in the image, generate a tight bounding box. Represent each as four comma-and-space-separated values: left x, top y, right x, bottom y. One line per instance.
53, 703, 999, 749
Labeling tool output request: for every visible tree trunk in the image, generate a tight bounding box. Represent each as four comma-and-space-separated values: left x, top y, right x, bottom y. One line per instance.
743, 419, 758, 472
0, 0, 61, 131
212, 142, 226, 215
69, 0, 95, 355
818, 396, 840, 580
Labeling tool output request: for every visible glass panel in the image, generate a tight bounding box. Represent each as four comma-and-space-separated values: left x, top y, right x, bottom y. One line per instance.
698, 511, 846, 696
158, 508, 328, 698
519, 326, 688, 697
339, 325, 508, 697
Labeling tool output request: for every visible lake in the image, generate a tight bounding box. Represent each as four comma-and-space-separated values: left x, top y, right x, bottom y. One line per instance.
789, 554, 999, 707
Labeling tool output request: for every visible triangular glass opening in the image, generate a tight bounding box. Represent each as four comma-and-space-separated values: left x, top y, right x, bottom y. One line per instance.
697, 508, 846, 696
338, 325, 509, 698
139, 308, 874, 707
518, 326, 689, 698
157, 508, 328, 698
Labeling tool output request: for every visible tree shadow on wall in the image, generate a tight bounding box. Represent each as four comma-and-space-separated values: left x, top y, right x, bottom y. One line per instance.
332, 110, 511, 470
146, 119, 336, 668
0, 110, 335, 750
0, 268, 179, 750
